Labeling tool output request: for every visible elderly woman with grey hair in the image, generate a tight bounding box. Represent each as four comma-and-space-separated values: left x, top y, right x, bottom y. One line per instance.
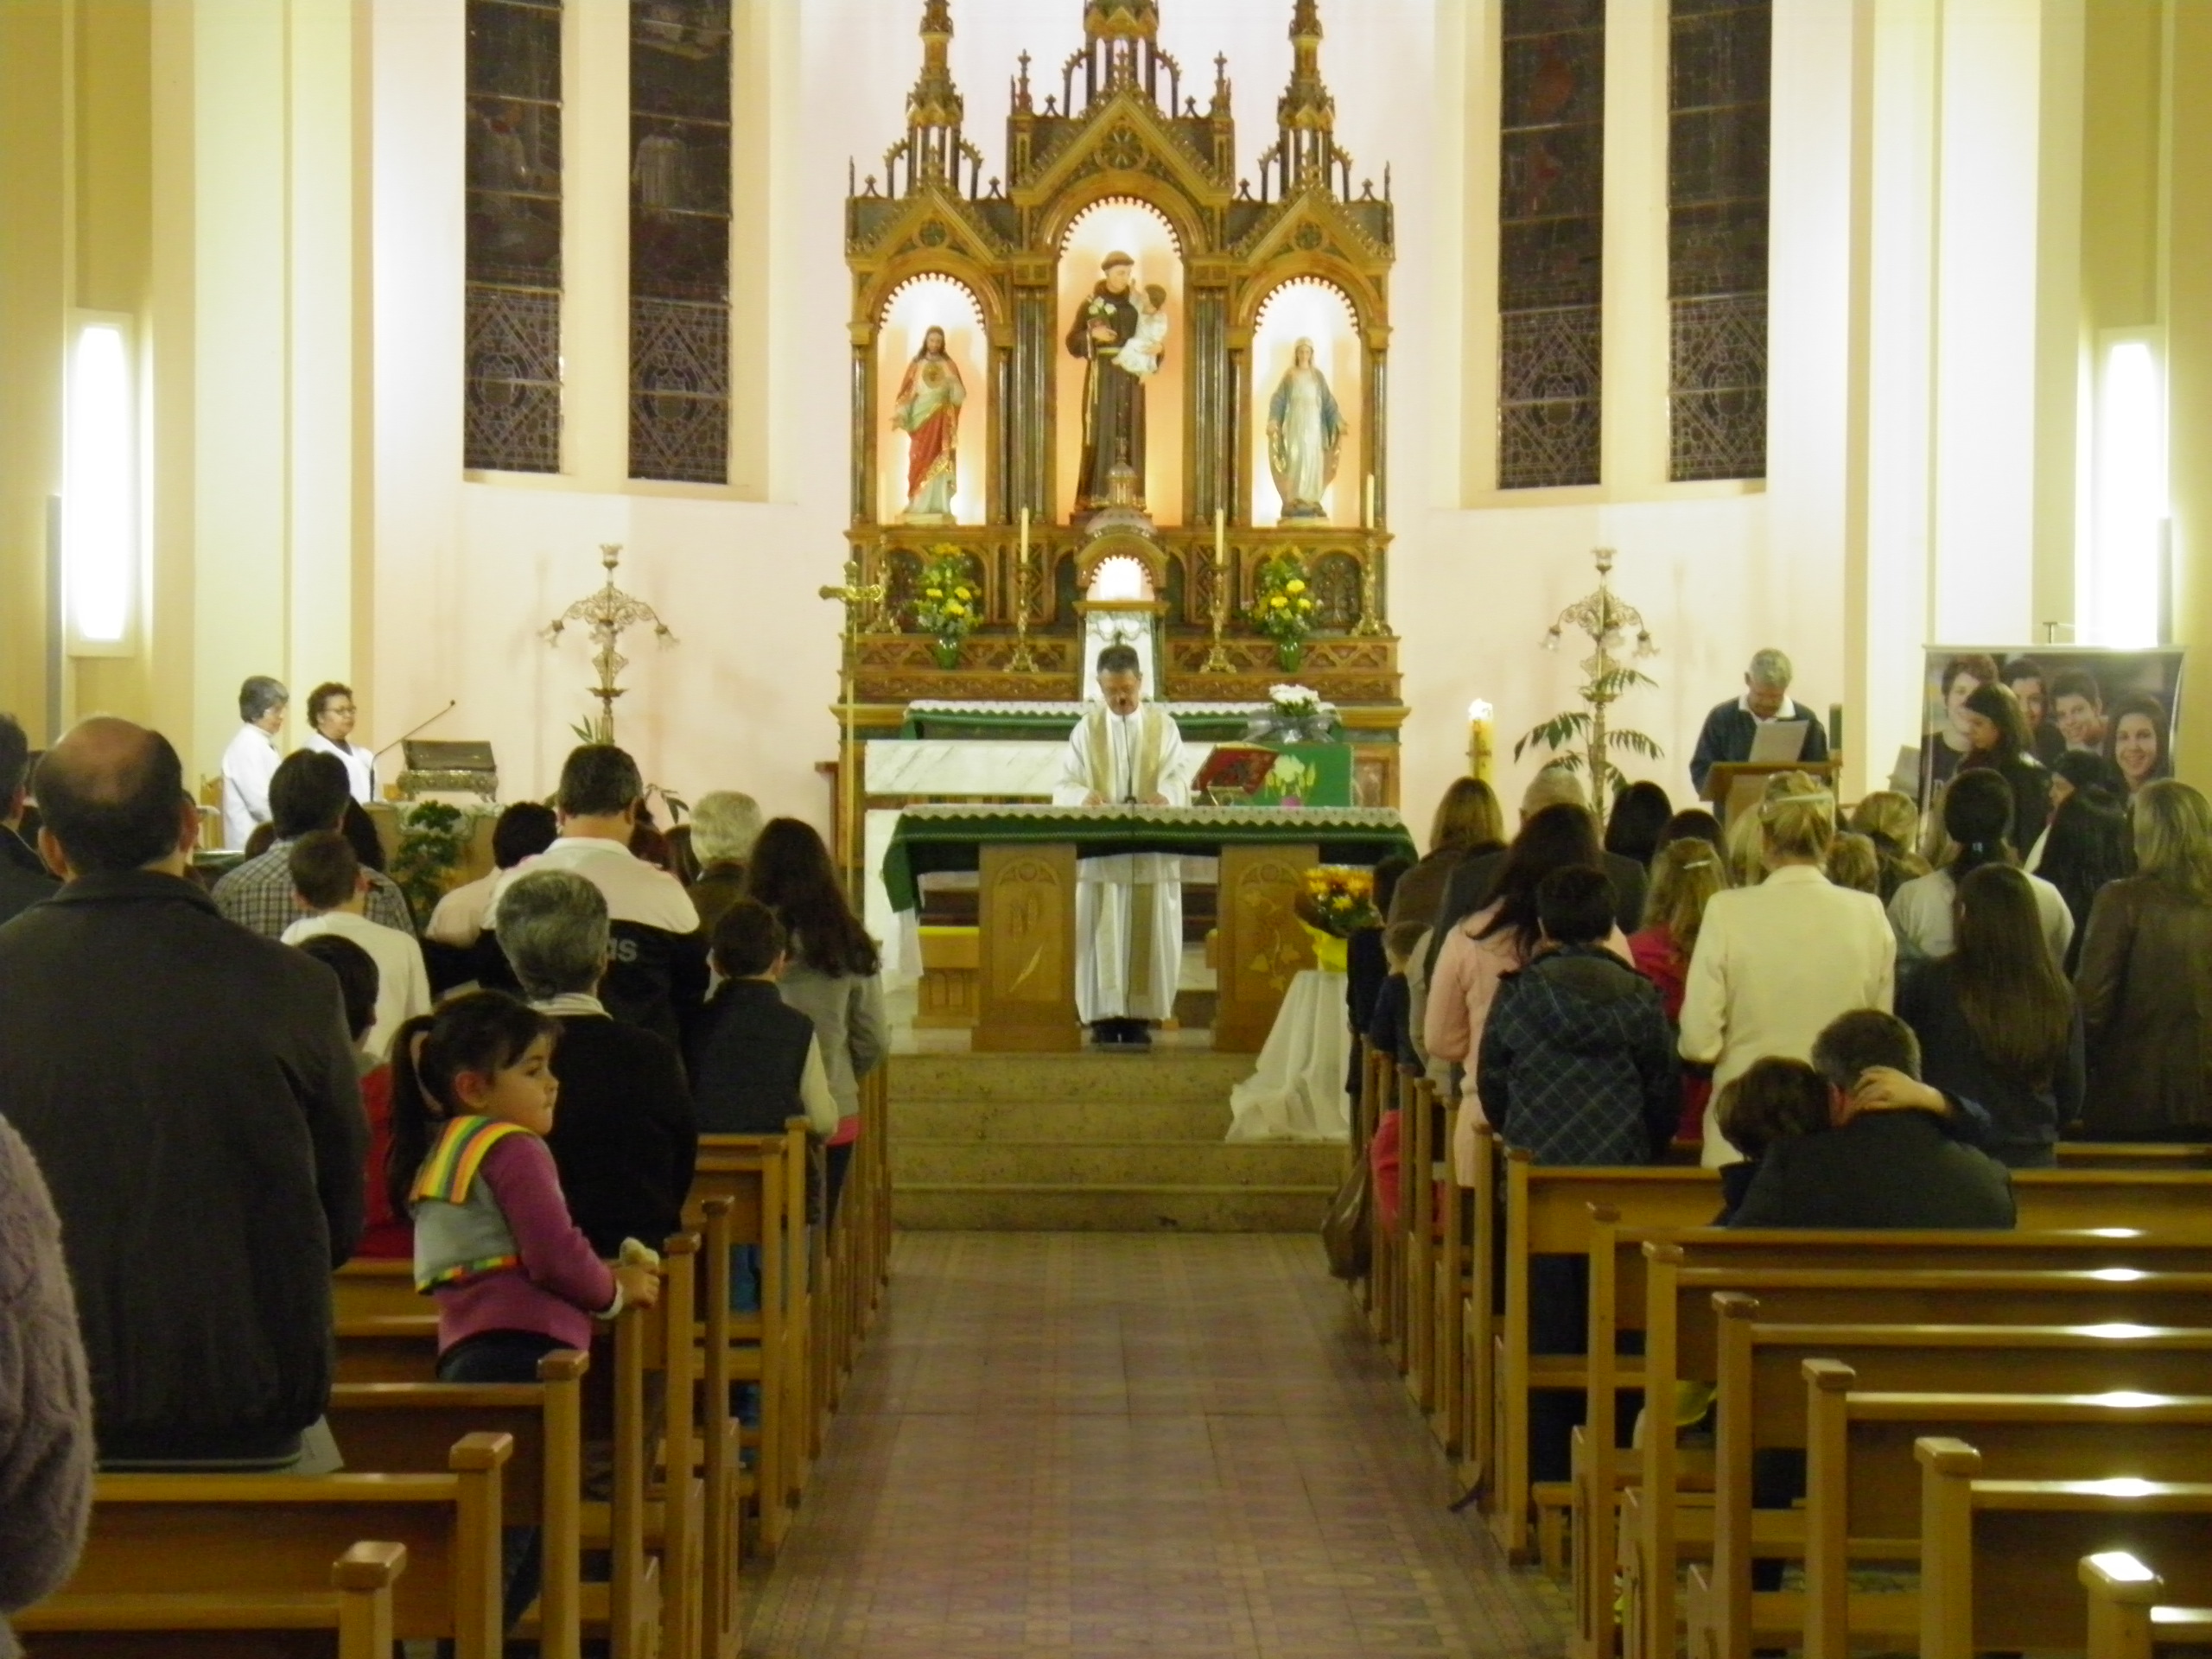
494, 869, 697, 1257
1688, 646, 1832, 798
686, 790, 765, 938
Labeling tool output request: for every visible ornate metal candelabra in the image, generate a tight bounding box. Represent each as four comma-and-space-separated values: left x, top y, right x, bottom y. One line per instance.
1540, 546, 1660, 799
1352, 537, 1389, 636
1007, 522, 1039, 674
541, 543, 677, 746
1202, 524, 1234, 674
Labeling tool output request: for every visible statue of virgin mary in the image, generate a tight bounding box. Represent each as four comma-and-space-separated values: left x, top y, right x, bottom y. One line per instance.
1266, 338, 1344, 523
891, 326, 966, 524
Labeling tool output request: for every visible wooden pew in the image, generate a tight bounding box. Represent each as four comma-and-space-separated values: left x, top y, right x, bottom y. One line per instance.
1629, 1251, 2212, 1659
690, 1122, 804, 1554
1573, 1219, 2212, 1659
33, 1433, 510, 1659
2081, 1551, 2212, 1659
1918, 1436, 2212, 1659
18, 1538, 405, 1659
2013, 1166, 2212, 1232
1488, 1151, 1719, 1558
1701, 1296, 2212, 1659
325, 1348, 587, 1659
2058, 1141, 2212, 1169
330, 1257, 417, 1321
1795, 1366, 2212, 1659
1403, 1067, 1437, 1410
1432, 1090, 1469, 1456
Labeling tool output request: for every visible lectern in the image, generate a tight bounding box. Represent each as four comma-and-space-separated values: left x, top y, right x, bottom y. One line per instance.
1703, 759, 1843, 825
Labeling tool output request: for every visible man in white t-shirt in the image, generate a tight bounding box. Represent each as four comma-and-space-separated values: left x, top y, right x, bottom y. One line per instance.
220, 676, 288, 850
280, 830, 430, 1061
485, 744, 707, 1043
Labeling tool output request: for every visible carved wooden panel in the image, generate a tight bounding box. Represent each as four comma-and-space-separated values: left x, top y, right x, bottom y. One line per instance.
975, 842, 1082, 1052
1214, 842, 1318, 1052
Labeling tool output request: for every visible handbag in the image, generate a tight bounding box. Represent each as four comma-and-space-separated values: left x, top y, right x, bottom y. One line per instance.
1319, 1155, 1372, 1281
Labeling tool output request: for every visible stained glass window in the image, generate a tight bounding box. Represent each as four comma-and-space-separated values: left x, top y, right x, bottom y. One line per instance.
465, 0, 563, 474
1497, 0, 1605, 490
1669, 0, 1770, 480
629, 0, 732, 485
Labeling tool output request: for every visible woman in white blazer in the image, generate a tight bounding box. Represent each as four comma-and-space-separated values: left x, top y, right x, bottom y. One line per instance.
1678, 774, 1897, 1166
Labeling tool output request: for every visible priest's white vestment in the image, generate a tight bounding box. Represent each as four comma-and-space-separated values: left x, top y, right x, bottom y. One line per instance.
1052, 704, 1190, 1023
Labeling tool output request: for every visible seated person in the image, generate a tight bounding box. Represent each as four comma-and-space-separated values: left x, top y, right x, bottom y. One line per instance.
685, 900, 840, 1139
1726, 1010, 2016, 1230
281, 831, 431, 1060
494, 868, 698, 1258
294, 933, 410, 1261
1708, 1058, 1834, 1224
1476, 867, 1680, 1168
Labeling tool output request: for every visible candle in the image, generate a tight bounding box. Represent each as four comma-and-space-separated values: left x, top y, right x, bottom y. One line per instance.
1020, 505, 1030, 562
1467, 699, 1494, 785
1364, 476, 1376, 530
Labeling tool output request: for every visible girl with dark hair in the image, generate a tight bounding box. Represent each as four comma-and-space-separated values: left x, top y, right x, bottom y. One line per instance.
1428, 804, 1626, 1185
1957, 680, 2050, 853
388, 991, 660, 1384
1886, 768, 2074, 968
744, 819, 887, 1217
2105, 693, 2174, 798
1604, 780, 1675, 869
1897, 864, 2082, 1166
2031, 785, 2133, 973
1657, 808, 1725, 856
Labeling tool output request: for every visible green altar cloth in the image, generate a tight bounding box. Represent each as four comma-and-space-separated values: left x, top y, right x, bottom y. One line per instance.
880, 803, 1415, 914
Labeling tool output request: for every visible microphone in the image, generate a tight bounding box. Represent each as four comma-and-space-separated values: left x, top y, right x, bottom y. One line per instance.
375, 700, 458, 760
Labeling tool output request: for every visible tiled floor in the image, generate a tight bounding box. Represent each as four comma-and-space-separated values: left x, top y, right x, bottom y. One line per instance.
741, 1232, 1569, 1657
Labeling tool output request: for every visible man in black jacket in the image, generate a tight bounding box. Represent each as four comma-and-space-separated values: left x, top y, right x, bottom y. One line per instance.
494, 867, 698, 1257
0, 712, 58, 926
0, 718, 365, 1467
686, 900, 841, 1137
1425, 766, 1646, 980
1687, 647, 1831, 798
1728, 1010, 2015, 1230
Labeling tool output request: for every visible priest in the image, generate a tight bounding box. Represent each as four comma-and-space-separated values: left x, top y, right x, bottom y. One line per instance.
1053, 643, 1190, 1048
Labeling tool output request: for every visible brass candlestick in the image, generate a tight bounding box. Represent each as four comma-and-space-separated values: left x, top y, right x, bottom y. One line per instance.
1202, 512, 1233, 674
1007, 511, 1039, 673
820, 554, 887, 902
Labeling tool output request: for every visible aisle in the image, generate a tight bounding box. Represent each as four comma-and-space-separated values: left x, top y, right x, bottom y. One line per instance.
742, 1233, 1567, 1657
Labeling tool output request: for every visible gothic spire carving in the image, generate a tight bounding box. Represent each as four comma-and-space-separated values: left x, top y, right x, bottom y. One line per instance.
1084, 0, 1159, 42
908, 0, 964, 136
1268, 0, 1350, 195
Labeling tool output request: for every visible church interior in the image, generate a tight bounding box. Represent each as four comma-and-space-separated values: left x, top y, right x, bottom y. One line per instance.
6, 0, 2212, 1654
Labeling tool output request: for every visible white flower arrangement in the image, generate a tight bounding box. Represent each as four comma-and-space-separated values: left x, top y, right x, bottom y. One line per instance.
1268, 683, 1321, 715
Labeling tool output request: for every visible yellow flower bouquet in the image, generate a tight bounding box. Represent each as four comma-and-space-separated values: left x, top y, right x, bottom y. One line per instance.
1294, 863, 1379, 973
913, 546, 981, 668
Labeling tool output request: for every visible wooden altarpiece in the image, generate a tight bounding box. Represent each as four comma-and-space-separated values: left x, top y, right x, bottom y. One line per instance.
836, 0, 1406, 830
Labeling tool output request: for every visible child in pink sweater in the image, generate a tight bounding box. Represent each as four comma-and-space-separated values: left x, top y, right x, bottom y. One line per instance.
387, 991, 660, 1384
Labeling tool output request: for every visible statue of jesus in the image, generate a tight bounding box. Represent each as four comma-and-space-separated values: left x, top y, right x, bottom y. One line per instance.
1066, 251, 1150, 512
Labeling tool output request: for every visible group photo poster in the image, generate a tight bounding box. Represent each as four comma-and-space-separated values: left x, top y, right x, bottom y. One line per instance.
1911, 645, 2185, 805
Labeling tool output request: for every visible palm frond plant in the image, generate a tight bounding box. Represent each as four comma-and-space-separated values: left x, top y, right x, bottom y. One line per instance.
1512, 550, 1663, 800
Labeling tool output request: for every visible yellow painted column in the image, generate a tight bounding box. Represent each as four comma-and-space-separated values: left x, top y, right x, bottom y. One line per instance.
2167, 0, 2212, 779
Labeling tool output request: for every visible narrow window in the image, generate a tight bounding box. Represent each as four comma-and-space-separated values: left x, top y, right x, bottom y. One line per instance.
629, 0, 733, 484
464, 0, 565, 474
64, 315, 137, 651
1668, 0, 1770, 481
1497, 0, 1605, 490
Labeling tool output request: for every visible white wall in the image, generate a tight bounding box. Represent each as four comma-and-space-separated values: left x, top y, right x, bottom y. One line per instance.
365, 0, 2079, 833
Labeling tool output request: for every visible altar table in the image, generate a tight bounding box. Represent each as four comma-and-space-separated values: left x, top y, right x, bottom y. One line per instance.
896, 699, 1338, 743
881, 804, 1414, 1053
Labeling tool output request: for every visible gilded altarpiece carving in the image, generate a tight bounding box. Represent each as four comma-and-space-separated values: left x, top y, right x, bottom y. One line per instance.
1214, 843, 1319, 1052
834, 2, 1407, 825
976, 843, 1081, 1052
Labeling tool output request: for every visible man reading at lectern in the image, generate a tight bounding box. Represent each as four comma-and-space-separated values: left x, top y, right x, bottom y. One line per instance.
1054, 644, 1191, 1049
1688, 647, 1831, 798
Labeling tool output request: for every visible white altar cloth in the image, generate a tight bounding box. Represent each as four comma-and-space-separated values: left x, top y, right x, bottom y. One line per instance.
1224, 968, 1351, 1143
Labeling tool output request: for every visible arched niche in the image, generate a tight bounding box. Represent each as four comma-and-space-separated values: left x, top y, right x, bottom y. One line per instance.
877, 275, 988, 526
1250, 278, 1363, 528
1055, 197, 1185, 528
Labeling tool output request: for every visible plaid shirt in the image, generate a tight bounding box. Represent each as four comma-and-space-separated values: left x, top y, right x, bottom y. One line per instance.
213, 839, 417, 938
1476, 944, 1679, 1166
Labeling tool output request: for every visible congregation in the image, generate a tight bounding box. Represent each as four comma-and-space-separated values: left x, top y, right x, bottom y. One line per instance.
0, 692, 887, 1653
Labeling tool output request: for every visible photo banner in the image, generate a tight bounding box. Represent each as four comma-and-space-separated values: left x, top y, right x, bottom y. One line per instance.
1910, 646, 2185, 804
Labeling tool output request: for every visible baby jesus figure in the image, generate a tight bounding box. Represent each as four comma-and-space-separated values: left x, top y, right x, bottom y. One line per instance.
1112, 284, 1171, 377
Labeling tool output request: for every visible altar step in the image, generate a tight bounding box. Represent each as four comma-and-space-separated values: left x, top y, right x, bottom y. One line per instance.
888, 1051, 1345, 1233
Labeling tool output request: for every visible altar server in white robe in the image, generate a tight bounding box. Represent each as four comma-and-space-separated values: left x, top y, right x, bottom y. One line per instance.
220, 675, 288, 850
1053, 643, 1190, 1047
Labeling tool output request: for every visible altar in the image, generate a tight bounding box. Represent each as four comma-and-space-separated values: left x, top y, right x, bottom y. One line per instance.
882, 804, 1414, 1053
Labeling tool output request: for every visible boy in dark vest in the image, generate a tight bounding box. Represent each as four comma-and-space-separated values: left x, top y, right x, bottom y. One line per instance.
686, 899, 840, 1139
